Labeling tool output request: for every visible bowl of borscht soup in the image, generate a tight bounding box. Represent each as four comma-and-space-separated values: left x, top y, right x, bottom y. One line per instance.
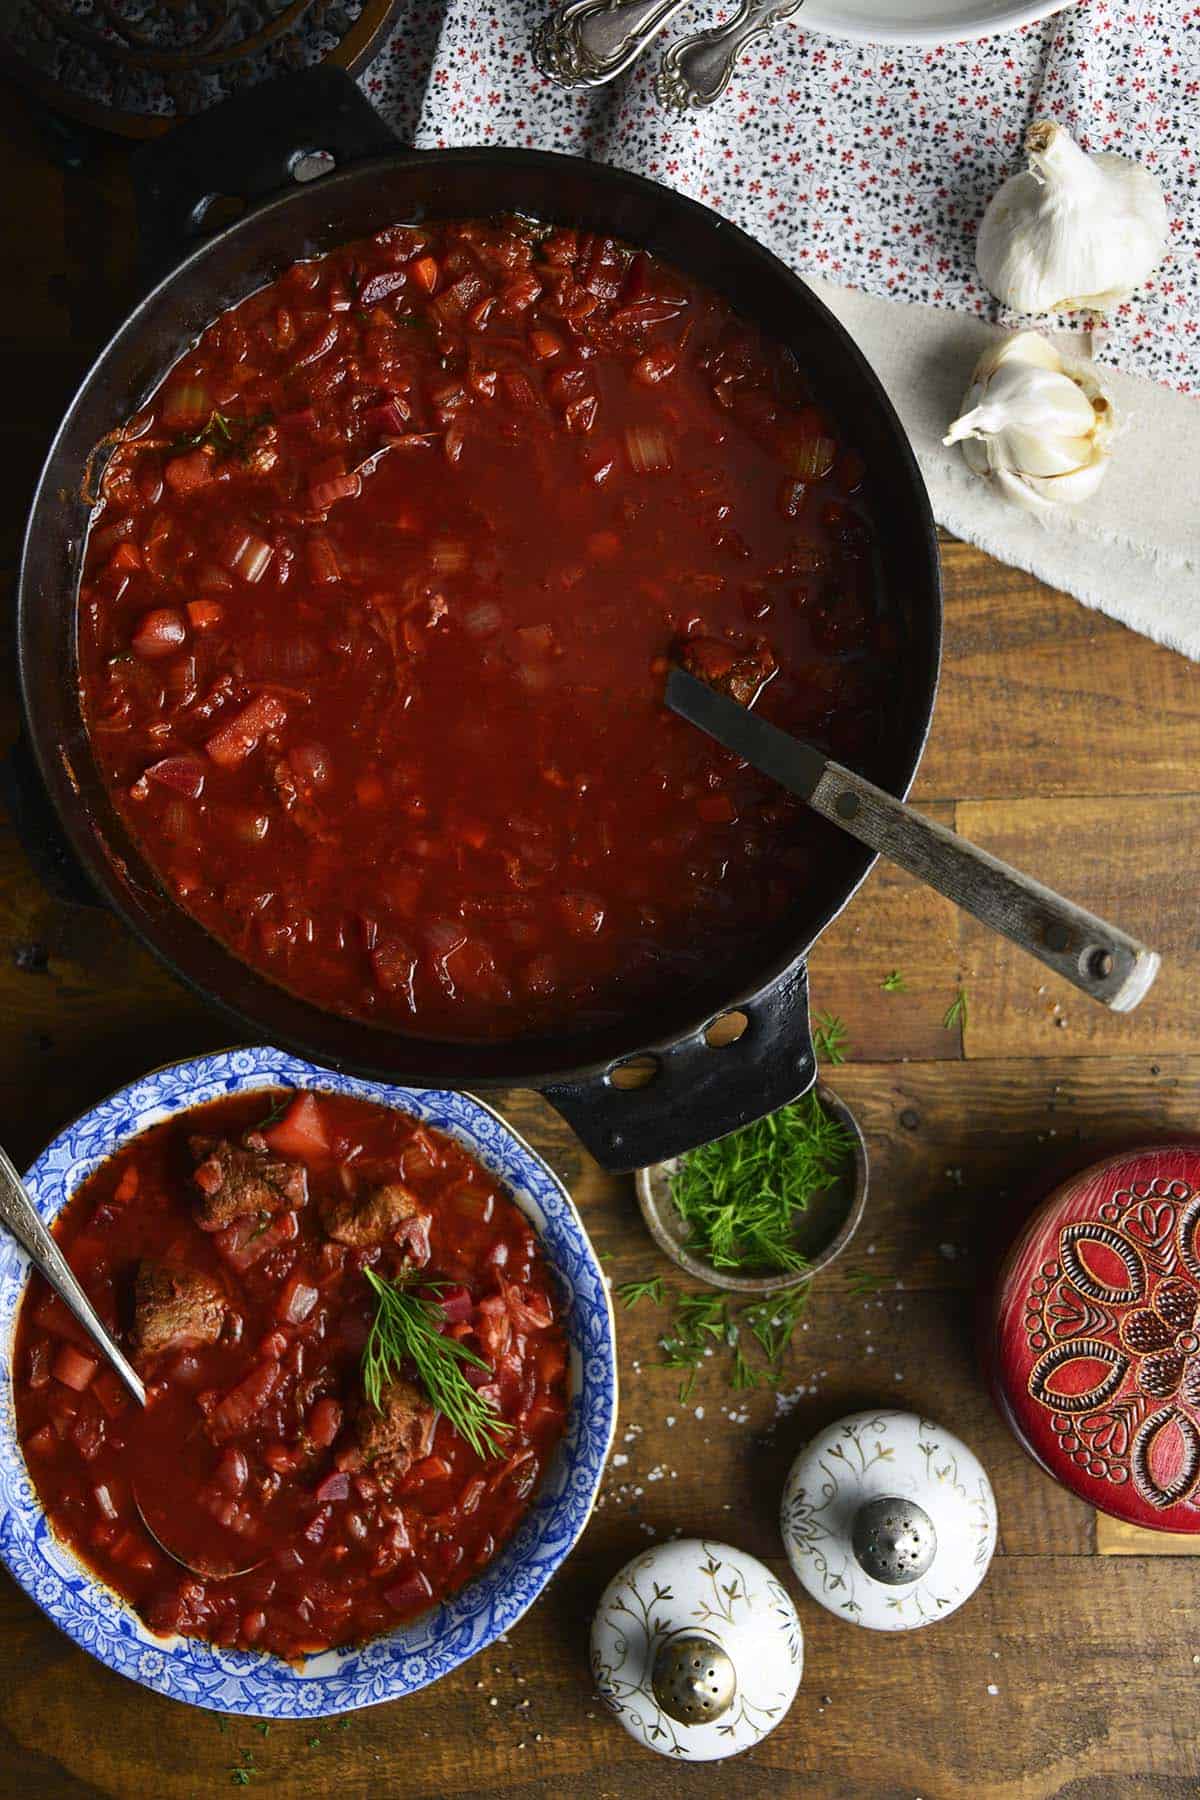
0, 1046, 616, 1715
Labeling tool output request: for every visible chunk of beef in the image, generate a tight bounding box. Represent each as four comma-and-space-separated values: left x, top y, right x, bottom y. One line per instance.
131, 1258, 227, 1366
678, 634, 777, 707
355, 1375, 436, 1482
190, 1136, 307, 1231
320, 1181, 431, 1262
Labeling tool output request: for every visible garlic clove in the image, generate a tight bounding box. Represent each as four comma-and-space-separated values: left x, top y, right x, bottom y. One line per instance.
976, 121, 1168, 316
944, 329, 1116, 515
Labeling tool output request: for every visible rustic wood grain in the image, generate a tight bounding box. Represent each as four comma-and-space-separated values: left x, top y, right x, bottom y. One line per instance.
915, 540, 1200, 804
1, 73, 1199, 1800
957, 797, 1200, 1058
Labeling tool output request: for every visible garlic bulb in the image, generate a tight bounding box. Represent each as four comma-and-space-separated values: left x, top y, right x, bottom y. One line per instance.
943, 331, 1116, 513
977, 120, 1167, 313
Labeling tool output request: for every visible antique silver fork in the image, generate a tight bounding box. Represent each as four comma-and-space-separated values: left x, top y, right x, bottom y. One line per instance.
656, 0, 806, 109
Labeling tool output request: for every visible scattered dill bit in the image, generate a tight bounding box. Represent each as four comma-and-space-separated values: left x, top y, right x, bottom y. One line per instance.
616, 1276, 665, 1309
252, 1092, 292, 1132
658, 1285, 810, 1395
171, 408, 272, 459
812, 1011, 850, 1066
362, 1269, 510, 1461
881, 969, 907, 993
254, 1724, 271, 1739
659, 1290, 733, 1402
338, 1719, 352, 1732
845, 1263, 885, 1298
230, 1749, 257, 1786
667, 1092, 854, 1274
943, 987, 969, 1032
307, 1737, 322, 1749
741, 1287, 810, 1373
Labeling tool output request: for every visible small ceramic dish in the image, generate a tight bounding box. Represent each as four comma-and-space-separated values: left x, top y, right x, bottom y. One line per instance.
0, 1046, 618, 1717
634, 1081, 868, 1294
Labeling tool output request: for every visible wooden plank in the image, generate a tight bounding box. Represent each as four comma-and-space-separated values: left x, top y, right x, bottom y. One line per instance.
4, 1544, 1198, 1799
956, 796, 1200, 1056
1096, 1514, 1200, 1556
807, 801, 966, 1064
916, 541, 1200, 803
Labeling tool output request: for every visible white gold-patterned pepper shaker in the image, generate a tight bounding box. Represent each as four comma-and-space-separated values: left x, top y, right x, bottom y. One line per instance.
781, 1410, 998, 1631
590, 1538, 803, 1760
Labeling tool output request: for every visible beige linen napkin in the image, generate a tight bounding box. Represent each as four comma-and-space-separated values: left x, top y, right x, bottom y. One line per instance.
810, 281, 1200, 661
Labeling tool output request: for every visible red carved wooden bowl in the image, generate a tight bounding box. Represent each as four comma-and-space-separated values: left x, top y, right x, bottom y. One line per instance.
984, 1144, 1200, 1530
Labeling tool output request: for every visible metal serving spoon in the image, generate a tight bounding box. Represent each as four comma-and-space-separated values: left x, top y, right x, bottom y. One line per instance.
656, 0, 805, 110
667, 666, 1160, 1011
0, 1143, 145, 1405
0, 1146, 258, 1578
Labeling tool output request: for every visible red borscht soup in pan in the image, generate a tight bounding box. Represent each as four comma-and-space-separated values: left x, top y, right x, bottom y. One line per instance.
78, 218, 895, 1039
14, 1089, 569, 1658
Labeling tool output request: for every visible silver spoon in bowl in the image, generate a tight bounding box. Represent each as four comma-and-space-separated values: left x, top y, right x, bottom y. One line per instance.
0, 1143, 145, 1406
0, 1145, 259, 1578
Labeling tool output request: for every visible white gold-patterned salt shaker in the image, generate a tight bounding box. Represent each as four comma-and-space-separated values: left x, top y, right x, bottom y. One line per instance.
590, 1537, 803, 1760
781, 1410, 997, 1631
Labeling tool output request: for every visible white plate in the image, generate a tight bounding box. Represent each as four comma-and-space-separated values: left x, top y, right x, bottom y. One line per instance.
797, 0, 1073, 46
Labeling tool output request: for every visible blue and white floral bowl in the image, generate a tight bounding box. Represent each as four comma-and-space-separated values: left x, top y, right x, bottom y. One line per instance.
0, 1046, 618, 1716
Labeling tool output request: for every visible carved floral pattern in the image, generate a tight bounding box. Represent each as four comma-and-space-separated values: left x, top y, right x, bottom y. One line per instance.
1023, 1178, 1200, 1511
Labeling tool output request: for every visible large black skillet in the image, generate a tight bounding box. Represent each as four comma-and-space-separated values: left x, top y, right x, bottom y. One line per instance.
15, 66, 941, 1171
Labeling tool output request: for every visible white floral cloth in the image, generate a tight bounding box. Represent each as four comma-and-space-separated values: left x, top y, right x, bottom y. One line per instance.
362, 0, 1200, 393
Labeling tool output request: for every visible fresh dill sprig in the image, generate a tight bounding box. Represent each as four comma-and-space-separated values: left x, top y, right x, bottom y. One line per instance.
881, 969, 906, 993
943, 987, 969, 1032
667, 1092, 854, 1274
616, 1276, 665, 1309
731, 1288, 811, 1390
812, 1011, 850, 1065
845, 1263, 886, 1298
362, 1270, 511, 1461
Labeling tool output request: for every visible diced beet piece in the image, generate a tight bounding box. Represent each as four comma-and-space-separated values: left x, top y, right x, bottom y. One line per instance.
383, 1567, 434, 1614
437, 1284, 474, 1324
214, 1210, 299, 1272
263, 1093, 331, 1163
315, 1470, 350, 1503
131, 608, 187, 661
144, 755, 206, 799
164, 449, 216, 496
208, 1361, 282, 1443
205, 693, 288, 769
53, 1344, 98, 1391
309, 1398, 344, 1450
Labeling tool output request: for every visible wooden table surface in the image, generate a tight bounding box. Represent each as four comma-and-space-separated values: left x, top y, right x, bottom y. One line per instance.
2, 83, 1198, 1800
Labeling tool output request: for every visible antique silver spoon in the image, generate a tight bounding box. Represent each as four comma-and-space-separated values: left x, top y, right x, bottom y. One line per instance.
0, 1146, 259, 1578
0, 1142, 145, 1405
533, 0, 697, 88
656, 0, 805, 110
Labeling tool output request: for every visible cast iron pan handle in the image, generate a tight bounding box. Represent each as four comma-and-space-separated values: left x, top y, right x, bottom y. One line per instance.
131, 66, 399, 283
541, 964, 816, 1172
0, 734, 100, 909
